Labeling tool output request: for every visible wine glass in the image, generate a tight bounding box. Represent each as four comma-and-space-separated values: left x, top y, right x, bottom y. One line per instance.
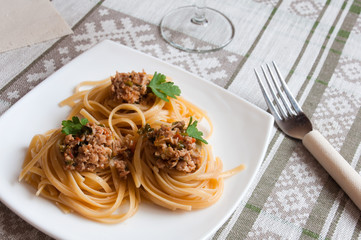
159, 0, 235, 53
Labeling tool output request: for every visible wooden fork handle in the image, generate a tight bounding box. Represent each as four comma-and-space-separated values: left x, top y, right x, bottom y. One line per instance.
303, 130, 361, 210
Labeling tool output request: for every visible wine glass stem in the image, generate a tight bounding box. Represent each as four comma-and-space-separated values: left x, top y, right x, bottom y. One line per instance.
191, 0, 208, 25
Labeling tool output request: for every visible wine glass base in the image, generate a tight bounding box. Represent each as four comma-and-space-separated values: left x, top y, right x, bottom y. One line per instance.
160, 6, 235, 53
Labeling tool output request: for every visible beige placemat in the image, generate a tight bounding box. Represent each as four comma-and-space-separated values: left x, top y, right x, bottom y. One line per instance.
0, 0, 73, 53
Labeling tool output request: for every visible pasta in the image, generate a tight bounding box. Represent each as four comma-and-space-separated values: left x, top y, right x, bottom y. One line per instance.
19, 71, 244, 223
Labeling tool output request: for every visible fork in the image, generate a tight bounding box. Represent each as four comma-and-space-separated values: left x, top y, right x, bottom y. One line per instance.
255, 62, 361, 211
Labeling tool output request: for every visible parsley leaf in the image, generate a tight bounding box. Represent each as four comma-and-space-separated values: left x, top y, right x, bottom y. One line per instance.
186, 117, 208, 144
61, 116, 90, 136
148, 72, 181, 102
137, 123, 154, 136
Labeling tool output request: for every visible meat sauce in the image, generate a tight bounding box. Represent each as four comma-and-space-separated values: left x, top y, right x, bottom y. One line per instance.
110, 71, 152, 104
61, 123, 131, 178
144, 121, 201, 173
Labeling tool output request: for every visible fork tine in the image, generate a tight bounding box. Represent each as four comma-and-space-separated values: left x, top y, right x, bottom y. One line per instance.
254, 69, 281, 120
272, 61, 302, 114
260, 66, 288, 119
266, 64, 295, 117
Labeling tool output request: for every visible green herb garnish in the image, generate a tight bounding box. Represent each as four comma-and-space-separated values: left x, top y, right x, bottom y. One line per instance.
138, 123, 154, 136
148, 72, 181, 102
61, 116, 91, 136
125, 80, 133, 87
186, 117, 208, 144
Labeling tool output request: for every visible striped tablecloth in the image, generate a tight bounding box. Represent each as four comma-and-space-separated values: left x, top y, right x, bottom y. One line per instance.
1, 0, 361, 239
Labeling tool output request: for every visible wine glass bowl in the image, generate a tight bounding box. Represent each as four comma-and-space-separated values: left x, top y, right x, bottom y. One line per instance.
160, 5, 235, 53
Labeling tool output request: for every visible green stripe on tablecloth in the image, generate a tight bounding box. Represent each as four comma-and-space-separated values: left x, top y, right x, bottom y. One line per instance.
337, 29, 350, 38
245, 203, 262, 213
321, 109, 361, 239
222, 139, 300, 238
340, 110, 361, 170
339, 109, 361, 239
352, 130, 361, 177
302, 0, 360, 119
285, 0, 330, 82
224, 2, 282, 89
263, 131, 282, 161
325, 195, 349, 239
302, 228, 328, 239
301, 181, 342, 240
235, 203, 264, 239
221, 202, 266, 239
316, 79, 328, 85
300, 0, 361, 237
295, 0, 348, 101
335, 38, 347, 43
330, 48, 342, 54
350, 3, 361, 13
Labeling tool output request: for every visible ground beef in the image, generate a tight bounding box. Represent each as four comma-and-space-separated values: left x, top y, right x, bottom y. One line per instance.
113, 158, 129, 179
61, 123, 131, 178
62, 123, 113, 172
112, 135, 135, 178
146, 121, 201, 173
110, 71, 150, 104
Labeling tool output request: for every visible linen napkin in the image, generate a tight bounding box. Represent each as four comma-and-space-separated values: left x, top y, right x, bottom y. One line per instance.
0, 0, 73, 53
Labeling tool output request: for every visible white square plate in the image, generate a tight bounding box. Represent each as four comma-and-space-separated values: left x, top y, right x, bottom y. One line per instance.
0, 40, 273, 240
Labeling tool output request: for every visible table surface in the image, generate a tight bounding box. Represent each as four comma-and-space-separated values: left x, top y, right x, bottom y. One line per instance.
1, 0, 361, 239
